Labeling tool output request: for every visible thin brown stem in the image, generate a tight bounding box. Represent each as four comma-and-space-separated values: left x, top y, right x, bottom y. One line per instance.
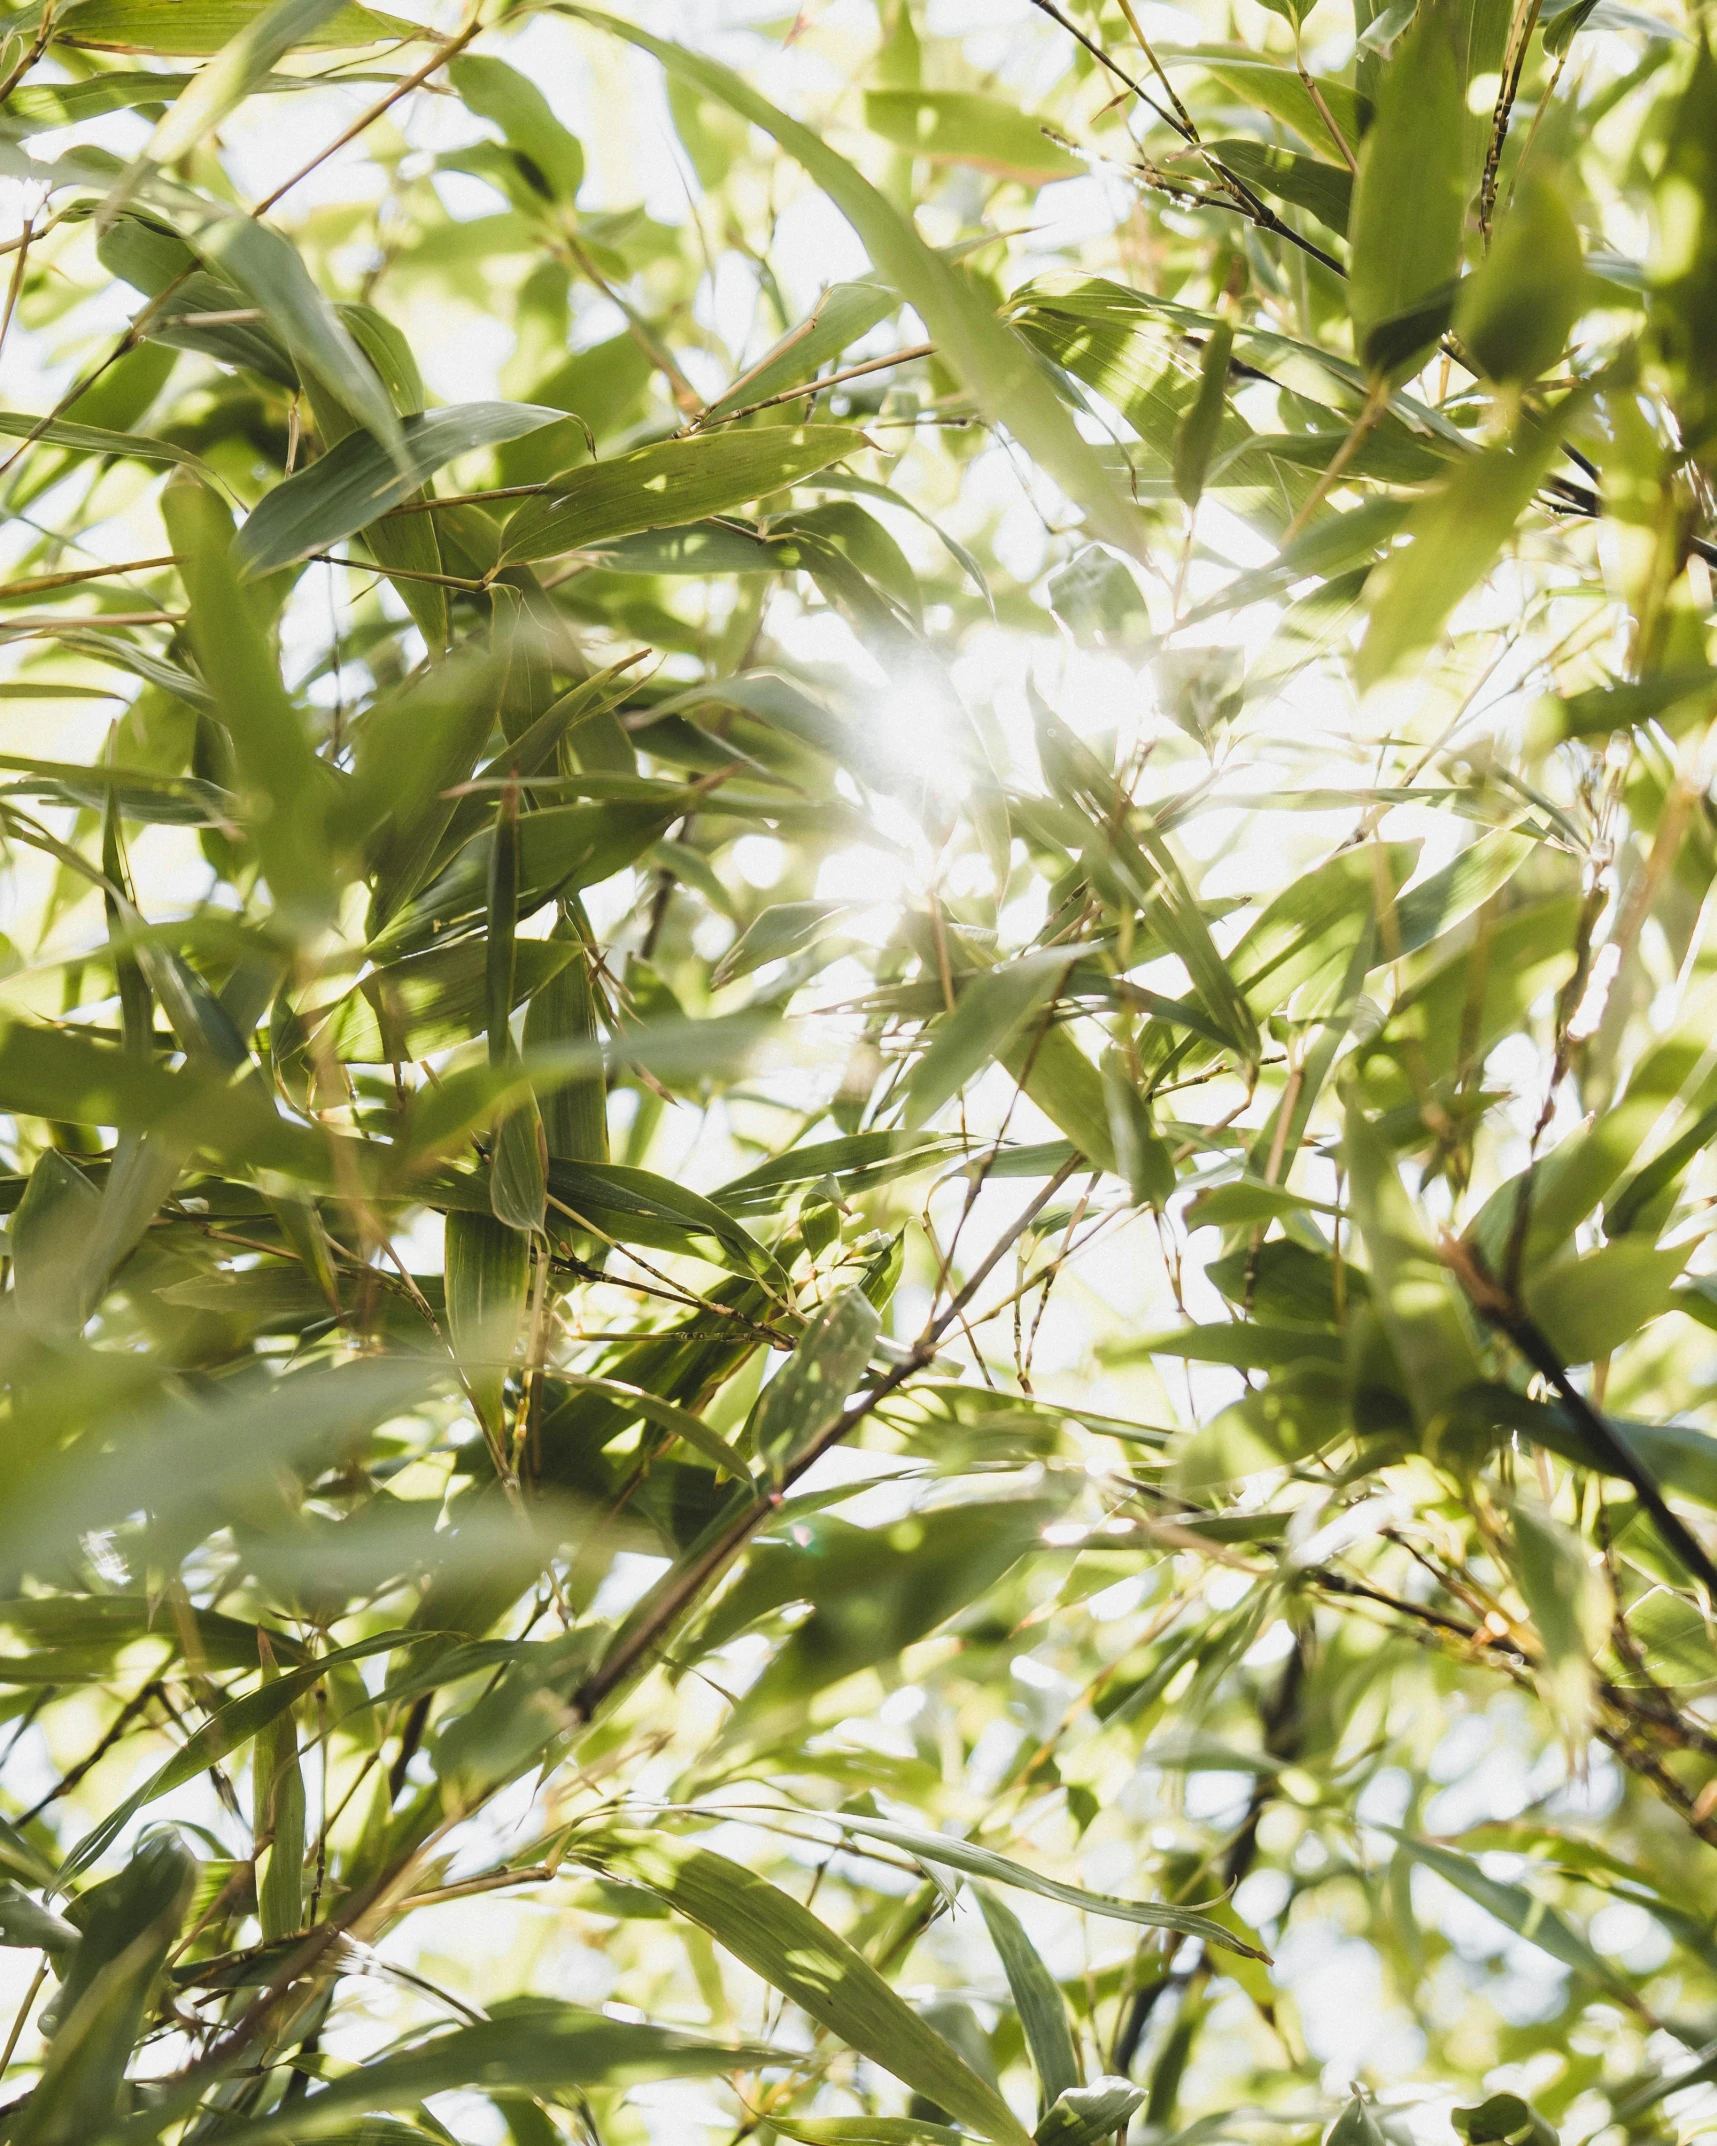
1443, 1233, 1717, 1601
0, 210, 36, 369
689, 343, 934, 431
1479, 0, 1546, 240
253, 10, 486, 216
0, 1955, 48, 2077
0, 556, 177, 600
1279, 379, 1389, 545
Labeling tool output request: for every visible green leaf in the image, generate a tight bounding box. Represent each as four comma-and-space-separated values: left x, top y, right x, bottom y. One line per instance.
570, 11, 1147, 562
771, 2125, 963, 2146
1454, 176, 1586, 383
1509, 1493, 1613, 1737
160, 473, 333, 927
1347, 0, 1469, 376
1648, 32, 1717, 464
557, 1374, 746, 1477
1202, 140, 1352, 234
0, 1022, 310, 1175
706, 282, 899, 420
1463, 1384, 1717, 1509
905, 951, 1072, 1130
13, 1835, 194, 2146
546, 1159, 783, 1283
712, 899, 858, 986
1048, 546, 1149, 650
1002, 1020, 1118, 1176
486, 787, 546, 1235
0, 1882, 77, 1955
713, 1130, 963, 1213
1380, 1828, 1625, 1989
702, 1495, 1065, 1729
1393, 828, 1537, 955
524, 924, 608, 1163
1324, 2100, 1387, 2146
55, 0, 415, 50
1608, 1099, 1717, 1237
11, 1149, 101, 1342
1467, 1094, 1663, 1272
1034, 2081, 1146, 2146
824, 1811, 1268, 1958
1190, 58, 1371, 161
1105, 1056, 1175, 1206
501, 425, 864, 563
580, 1831, 1034, 2146
234, 402, 564, 575
1109, 1323, 1345, 1371
60, 1624, 421, 1885
253, 1683, 305, 1941
1356, 398, 1580, 685
313, 937, 578, 1063
3, 68, 204, 127
0, 409, 214, 474
1558, 668, 1717, 740
373, 798, 683, 957
0, 1596, 312, 1681
445, 1207, 531, 1434
1452, 2096, 1557, 2146
1523, 1237, 1690, 1363
752, 1284, 881, 1482
184, 2006, 780, 2142
195, 212, 404, 460
1343, 1091, 1484, 1437
1174, 318, 1234, 510
862, 89, 1082, 180
975, 1885, 1080, 2112
449, 52, 585, 203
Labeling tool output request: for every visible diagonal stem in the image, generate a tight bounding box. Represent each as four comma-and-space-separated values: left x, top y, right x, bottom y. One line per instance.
1443, 1233, 1717, 1601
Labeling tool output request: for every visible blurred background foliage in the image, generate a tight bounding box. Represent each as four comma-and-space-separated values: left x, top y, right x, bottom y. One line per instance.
0, 0, 1715, 2137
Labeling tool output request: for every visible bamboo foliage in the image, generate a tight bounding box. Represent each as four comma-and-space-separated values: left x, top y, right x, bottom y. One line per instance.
0, 0, 1711, 2138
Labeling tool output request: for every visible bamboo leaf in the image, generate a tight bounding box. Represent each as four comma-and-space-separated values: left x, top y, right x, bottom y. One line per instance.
445, 1207, 531, 1433
546, 1159, 784, 1283
1346, 0, 1469, 376
195, 213, 404, 459
818, 1812, 1269, 1958
56, 0, 415, 51
580, 1831, 1034, 2146
1380, 1829, 1626, 1990
975, 1884, 1080, 2113
1174, 318, 1234, 509
1342, 1090, 1484, 1436
1034, 2081, 1146, 2146
862, 89, 1082, 181
449, 52, 586, 203
905, 952, 1073, 1130
1357, 395, 1588, 684
706, 282, 898, 420
751, 1283, 880, 1481
13, 1835, 194, 2146
234, 402, 565, 575
161, 472, 334, 926
253, 1683, 306, 1941
501, 425, 864, 563
0, 409, 215, 473
111, 0, 345, 203
177, 2007, 781, 2142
